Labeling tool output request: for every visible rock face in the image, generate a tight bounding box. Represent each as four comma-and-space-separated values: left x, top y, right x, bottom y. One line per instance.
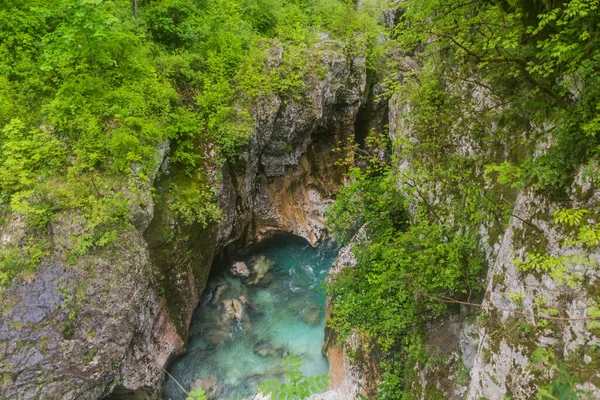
0, 38, 368, 399
217, 40, 366, 248
0, 232, 184, 400
464, 183, 600, 400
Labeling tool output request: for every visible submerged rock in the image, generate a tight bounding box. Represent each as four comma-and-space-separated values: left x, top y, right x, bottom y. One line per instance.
253, 339, 286, 358
230, 261, 250, 278
246, 255, 275, 285
205, 298, 250, 347
204, 328, 229, 347
210, 284, 230, 305
223, 299, 245, 322
191, 376, 225, 400
300, 304, 323, 326
256, 271, 274, 287
238, 295, 255, 311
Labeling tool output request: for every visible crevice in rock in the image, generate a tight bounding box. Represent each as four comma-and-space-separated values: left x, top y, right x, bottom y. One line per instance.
104, 386, 154, 400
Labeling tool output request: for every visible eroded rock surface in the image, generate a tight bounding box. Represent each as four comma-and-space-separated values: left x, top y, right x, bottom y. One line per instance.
217, 40, 367, 248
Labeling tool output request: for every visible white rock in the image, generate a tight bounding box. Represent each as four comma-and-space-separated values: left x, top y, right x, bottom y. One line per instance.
230, 261, 250, 278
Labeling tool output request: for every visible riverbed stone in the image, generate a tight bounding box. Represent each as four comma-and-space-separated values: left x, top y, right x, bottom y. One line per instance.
223, 299, 245, 322
256, 272, 274, 287
300, 304, 323, 326
204, 328, 229, 347
253, 339, 286, 358
246, 255, 275, 285
210, 284, 230, 305
230, 261, 250, 278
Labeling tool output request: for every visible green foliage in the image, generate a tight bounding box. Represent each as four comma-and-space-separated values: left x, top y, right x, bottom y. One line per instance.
327, 100, 486, 395
169, 180, 223, 228
0, 0, 384, 285
391, 0, 600, 196
513, 207, 600, 288
258, 354, 329, 400
0, 119, 65, 198
327, 190, 484, 349
0, 239, 50, 286
327, 166, 405, 245
186, 387, 206, 400
536, 366, 586, 400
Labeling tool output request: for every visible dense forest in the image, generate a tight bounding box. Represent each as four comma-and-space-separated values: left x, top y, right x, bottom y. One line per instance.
1, 0, 600, 399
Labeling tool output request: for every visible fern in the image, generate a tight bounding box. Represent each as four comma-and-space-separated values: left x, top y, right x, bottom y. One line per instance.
186, 387, 206, 400
552, 209, 589, 227
258, 355, 329, 400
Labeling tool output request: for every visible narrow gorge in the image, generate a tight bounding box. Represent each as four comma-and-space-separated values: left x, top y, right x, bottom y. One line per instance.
1, 1, 599, 399
1, 35, 375, 399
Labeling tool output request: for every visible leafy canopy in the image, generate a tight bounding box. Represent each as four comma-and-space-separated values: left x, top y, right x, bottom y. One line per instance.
0, 0, 384, 285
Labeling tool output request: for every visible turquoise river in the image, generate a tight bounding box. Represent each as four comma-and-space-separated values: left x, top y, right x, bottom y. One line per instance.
163, 236, 338, 399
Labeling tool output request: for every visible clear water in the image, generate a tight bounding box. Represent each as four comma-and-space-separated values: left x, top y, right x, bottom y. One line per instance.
163, 236, 338, 400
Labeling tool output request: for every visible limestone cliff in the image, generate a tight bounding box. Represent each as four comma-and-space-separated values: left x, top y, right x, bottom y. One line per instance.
218, 40, 366, 249
387, 83, 600, 399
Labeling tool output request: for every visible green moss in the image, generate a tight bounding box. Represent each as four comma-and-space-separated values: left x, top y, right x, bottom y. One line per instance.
15, 340, 33, 351
512, 225, 549, 257
144, 174, 218, 336
38, 336, 49, 356
487, 371, 500, 386
83, 348, 97, 365
492, 273, 506, 291
564, 345, 600, 385
8, 320, 23, 332
1, 373, 15, 388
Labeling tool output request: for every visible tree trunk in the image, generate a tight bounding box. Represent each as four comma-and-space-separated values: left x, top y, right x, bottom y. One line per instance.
132, 0, 138, 19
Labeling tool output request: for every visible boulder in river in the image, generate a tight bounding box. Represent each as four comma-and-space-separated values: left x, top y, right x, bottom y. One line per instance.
230, 261, 250, 278
246, 255, 275, 285
253, 339, 286, 358
223, 299, 245, 322
256, 271, 274, 287
210, 284, 229, 305
300, 304, 323, 326
238, 295, 255, 310
205, 298, 250, 346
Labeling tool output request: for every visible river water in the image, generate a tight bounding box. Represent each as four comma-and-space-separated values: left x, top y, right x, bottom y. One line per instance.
163, 236, 338, 399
